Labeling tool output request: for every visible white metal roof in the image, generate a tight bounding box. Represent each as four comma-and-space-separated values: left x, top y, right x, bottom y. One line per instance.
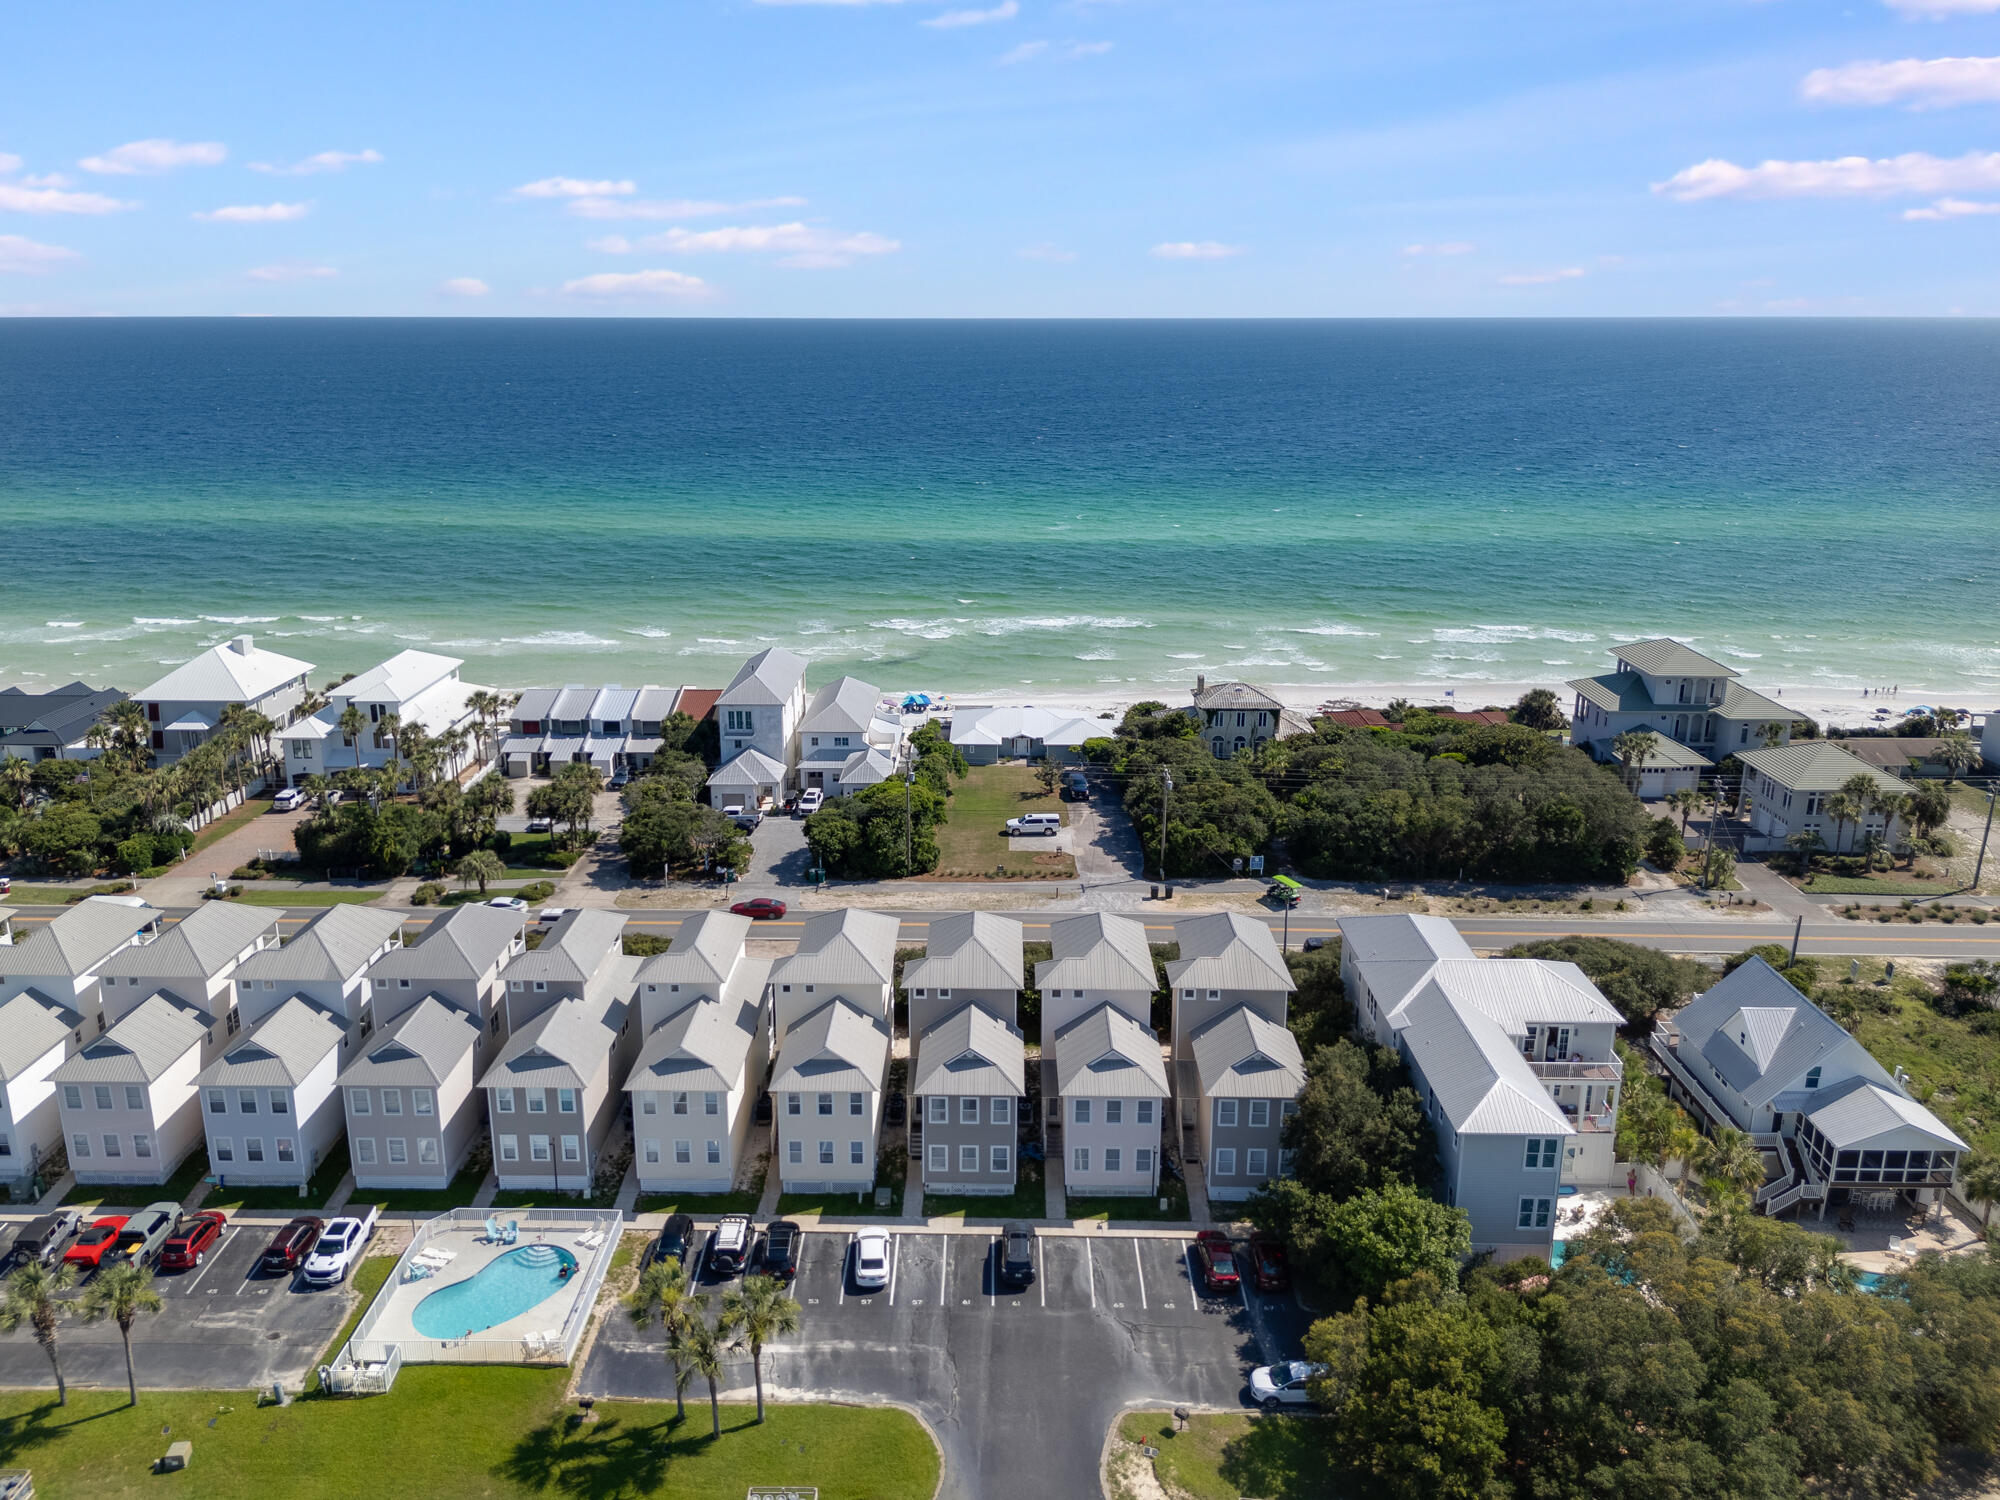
338, 649, 460, 704
1051, 1002, 1169, 1098
500, 909, 626, 985
480, 985, 631, 1091
720, 647, 809, 707
368, 904, 524, 983
902, 911, 1024, 993
801, 676, 882, 736
1674, 958, 1893, 1109
1394, 959, 1623, 1036
635, 910, 752, 992
1804, 1076, 1967, 1152
337, 995, 480, 1088
1036, 913, 1156, 993
1166, 912, 1294, 993
769, 997, 891, 1095
910, 1002, 1027, 1098
0, 993, 76, 1081
1, 898, 161, 978
770, 909, 900, 990
98, 902, 278, 982
53, 994, 208, 1084
948, 704, 1103, 749
134, 636, 312, 706
707, 748, 788, 788
1188, 1004, 1305, 1099
194, 996, 344, 1089
1396, 980, 1573, 1136
1338, 913, 1476, 966
233, 904, 404, 984
628, 995, 762, 1095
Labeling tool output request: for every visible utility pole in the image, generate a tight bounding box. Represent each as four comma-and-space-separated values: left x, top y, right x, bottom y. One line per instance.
905, 769, 916, 877
1975, 786, 1997, 892
1158, 770, 1173, 885
1788, 913, 1803, 970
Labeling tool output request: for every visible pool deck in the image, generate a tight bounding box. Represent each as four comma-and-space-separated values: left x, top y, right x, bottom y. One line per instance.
366, 1223, 600, 1355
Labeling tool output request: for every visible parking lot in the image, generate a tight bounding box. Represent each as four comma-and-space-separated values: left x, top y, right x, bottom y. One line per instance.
583, 1226, 1311, 1500
0, 1219, 358, 1392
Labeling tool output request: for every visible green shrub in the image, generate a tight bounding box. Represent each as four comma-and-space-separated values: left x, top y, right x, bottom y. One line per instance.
65, 880, 134, 903
520, 880, 556, 902
411, 881, 446, 906
230, 864, 262, 881
487, 829, 513, 855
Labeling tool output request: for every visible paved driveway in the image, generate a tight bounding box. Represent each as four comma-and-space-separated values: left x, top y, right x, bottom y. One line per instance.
743, 812, 813, 889
581, 1226, 1310, 1499
1067, 777, 1147, 884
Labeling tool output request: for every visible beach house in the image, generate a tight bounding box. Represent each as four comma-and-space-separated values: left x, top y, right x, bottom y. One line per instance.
947, 704, 1102, 766
1567, 639, 1796, 793
362, 902, 526, 1064
1651, 956, 1965, 1219
706, 647, 810, 808
338, 997, 485, 1191
496, 685, 683, 779
1340, 914, 1627, 1260
0, 683, 128, 763
628, 911, 773, 1194
1734, 741, 1911, 854
0, 896, 164, 1035
275, 649, 490, 789
904, 913, 1027, 1195
1187, 677, 1312, 759
53, 993, 210, 1185
95, 901, 282, 1063
228, 903, 405, 1040
193, 997, 348, 1189
796, 676, 906, 797
769, 908, 899, 1043
133, 635, 314, 767
0, 991, 90, 1191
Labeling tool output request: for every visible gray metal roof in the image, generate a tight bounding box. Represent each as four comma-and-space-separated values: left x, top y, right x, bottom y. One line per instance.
194, 997, 344, 1089
635, 910, 752, 992
1397, 980, 1572, 1136
631, 686, 678, 722
1166, 912, 1294, 993
770, 909, 900, 990
628, 996, 762, 1094
1572, 669, 1790, 727
707, 748, 788, 788
1737, 741, 1908, 796
902, 912, 1024, 994
234, 904, 405, 984
97, 901, 277, 982
1035, 913, 1156, 994
1804, 1076, 1967, 1152
480, 986, 631, 1091
338, 996, 480, 1088
0, 993, 76, 1081
1716, 679, 1790, 722
1189, 1004, 1306, 1099
2, 898, 161, 979
1392, 959, 1623, 1036
53, 994, 208, 1084
0, 684, 126, 748
801, 675, 882, 736
1051, 1002, 1168, 1098
1676, 958, 1894, 1110
1337, 913, 1475, 966
368, 904, 524, 984
720, 647, 809, 707
512, 686, 561, 723
1568, 673, 1655, 716
501, 909, 626, 985
1611, 639, 1736, 679
551, 685, 598, 720
911, 1002, 1027, 1098
770, 997, 890, 1095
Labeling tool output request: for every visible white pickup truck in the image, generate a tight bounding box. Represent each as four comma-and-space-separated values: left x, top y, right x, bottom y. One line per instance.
302, 1204, 380, 1286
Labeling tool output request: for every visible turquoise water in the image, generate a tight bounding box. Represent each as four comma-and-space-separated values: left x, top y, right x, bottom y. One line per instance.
411, 1243, 578, 1338
2, 319, 1997, 701
1550, 1241, 1567, 1269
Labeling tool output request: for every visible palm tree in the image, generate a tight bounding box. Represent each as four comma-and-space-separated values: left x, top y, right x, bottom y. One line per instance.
1936, 730, 1979, 784
105, 699, 151, 773
1908, 782, 1952, 846
1961, 1152, 2000, 1227
1873, 791, 1912, 866
1665, 787, 1701, 836
719, 1274, 802, 1424
0, 1260, 77, 1404
78, 1261, 163, 1406
1663, 1117, 1703, 1194
625, 1259, 699, 1422
455, 849, 506, 895
1611, 729, 1659, 793
1862, 829, 1890, 873
1823, 791, 1861, 856
337, 704, 367, 780
0, 756, 32, 810
1697, 1126, 1768, 1201
677, 1303, 728, 1439
1757, 721, 1789, 749
1785, 827, 1825, 877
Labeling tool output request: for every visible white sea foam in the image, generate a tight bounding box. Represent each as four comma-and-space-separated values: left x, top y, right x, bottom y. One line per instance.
1166, 653, 1205, 661
500, 631, 618, 647
45, 621, 83, 629
1433, 625, 1597, 645
621, 627, 672, 639
299, 614, 341, 622
1720, 648, 1762, 659
696, 637, 741, 645
202, 614, 279, 625
1286, 623, 1380, 638
1075, 650, 1118, 661
133, 616, 197, 626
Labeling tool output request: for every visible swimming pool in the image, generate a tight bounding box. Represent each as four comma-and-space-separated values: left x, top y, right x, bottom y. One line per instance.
1550, 1241, 1568, 1269
412, 1243, 580, 1339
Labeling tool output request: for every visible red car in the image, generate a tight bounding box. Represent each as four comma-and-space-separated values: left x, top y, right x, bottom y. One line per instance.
1247, 1235, 1291, 1293
1193, 1230, 1240, 1294
64, 1216, 129, 1270
159, 1211, 227, 1271
260, 1216, 325, 1275
730, 898, 787, 920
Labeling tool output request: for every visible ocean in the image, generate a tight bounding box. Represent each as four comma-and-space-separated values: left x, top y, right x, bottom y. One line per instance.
2, 318, 1997, 710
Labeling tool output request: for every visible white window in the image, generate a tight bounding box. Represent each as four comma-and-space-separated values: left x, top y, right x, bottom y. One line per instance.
788, 1139, 803, 1164
70, 1133, 90, 1159
356, 1137, 378, 1165
706, 1140, 721, 1164
125, 1086, 144, 1111
1214, 1147, 1237, 1175
1278, 1148, 1296, 1176
387, 1138, 407, 1164
1104, 1147, 1122, 1173
960, 1097, 980, 1124
208, 1089, 228, 1115
62, 1085, 81, 1111
1072, 1146, 1090, 1173
850, 1140, 865, 1165
0, 1137, 9, 1159
704, 1092, 719, 1116
817, 1093, 833, 1116
558, 1089, 577, 1114
1137, 1099, 1155, 1126
413, 1090, 433, 1116
214, 1137, 233, 1162
1247, 1148, 1268, 1176
102, 1134, 121, 1158
819, 1140, 834, 1165
992, 1097, 1010, 1125
1518, 1197, 1552, 1230
675, 1140, 692, 1164
268, 1089, 290, 1116
418, 1138, 439, 1165
496, 1090, 514, 1113
849, 1092, 863, 1116
526, 1089, 546, 1114
561, 1135, 580, 1162
991, 1144, 1010, 1174
960, 1144, 979, 1172
530, 1134, 550, 1162
642, 1139, 659, 1164
1074, 1099, 1091, 1125
238, 1088, 258, 1114
94, 1085, 113, 1110
1248, 1100, 1270, 1128
1105, 1099, 1122, 1125
246, 1137, 266, 1162
786, 1094, 801, 1115
382, 1089, 402, 1116
929, 1143, 948, 1173
1136, 1147, 1154, 1174
640, 1095, 656, 1116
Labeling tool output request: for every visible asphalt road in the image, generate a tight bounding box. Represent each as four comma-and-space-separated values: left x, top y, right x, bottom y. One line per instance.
582, 1226, 1310, 1500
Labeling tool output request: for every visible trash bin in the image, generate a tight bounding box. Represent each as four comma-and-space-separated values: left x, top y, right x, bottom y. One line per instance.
1149, 884, 1159, 900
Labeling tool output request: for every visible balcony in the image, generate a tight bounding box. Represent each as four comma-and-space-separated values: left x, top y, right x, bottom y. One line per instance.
1527, 1058, 1622, 1083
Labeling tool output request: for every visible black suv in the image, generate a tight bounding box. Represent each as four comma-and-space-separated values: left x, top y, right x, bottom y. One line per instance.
997, 1221, 1036, 1289
650, 1213, 696, 1271
759, 1220, 802, 1280
707, 1214, 752, 1276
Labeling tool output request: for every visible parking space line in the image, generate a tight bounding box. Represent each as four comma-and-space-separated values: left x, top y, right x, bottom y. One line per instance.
887, 1234, 900, 1306
1039, 1238, 1045, 1308
837, 1236, 846, 1307
940, 1234, 948, 1304
1085, 1239, 1096, 1308
988, 1238, 996, 1309
1133, 1238, 1147, 1310
181, 1229, 236, 1296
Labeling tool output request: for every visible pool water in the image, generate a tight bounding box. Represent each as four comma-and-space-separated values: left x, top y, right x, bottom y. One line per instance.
1550, 1242, 1567, 1269
412, 1243, 580, 1339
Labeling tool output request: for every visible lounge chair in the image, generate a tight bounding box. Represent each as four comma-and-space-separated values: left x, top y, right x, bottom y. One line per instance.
502, 1220, 519, 1245
485, 1216, 505, 1243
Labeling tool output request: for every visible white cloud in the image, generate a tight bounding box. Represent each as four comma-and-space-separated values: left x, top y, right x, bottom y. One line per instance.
440, 276, 491, 296
193, 201, 312, 223
1656, 149, 2000, 200
751, 0, 916, 5
1002, 38, 1111, 63
511, 176, 638, 199
1884, 0, 2000, 15
1497, 266, 1586, 285
245, 263, 337, 281
924, 0, 1016, 25
1017, 242, 1078, 261
0, 153, 20, 174
593, 222, 899, 267
1903, 195, 2000, 218
561, 268, 711, 298
1000, 40, 1049, 63
250, 148, 384, 175
1802, 56, 2000, 108
564, 194, 808, 220
21, 172, 74, 188
1150, 240, 1243, 260
0, 235, 80, 274
78, 138, 226, 175
588, 235, 634, 253
1401, 241, 1475, 256
0, 181, 135, 215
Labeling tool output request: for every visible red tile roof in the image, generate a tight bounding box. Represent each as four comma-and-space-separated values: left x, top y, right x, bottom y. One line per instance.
674, 687, 722, 722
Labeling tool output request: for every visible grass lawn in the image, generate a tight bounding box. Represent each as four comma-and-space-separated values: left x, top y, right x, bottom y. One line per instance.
203, 1142, 351, 1212
305, 1253, 397, 1391
778, 1168, 907, 1219
920, 1165, 1048, 1222
930, 763, 1077, 880
1, 884, 133, 906
1117, 1410, 1334, 1500
1066, 1179, 1192, 1223
357, 1162, 490, 1215
1845, 979, 2000, 1158
0, 1368, 939, 1500
635, 1189, 766, 1217
189, 795, 276, 855
64, 1149, 215, 1211
440, 882, 555, 908
1802, 874, 1956, 896
231, 888, 385, 907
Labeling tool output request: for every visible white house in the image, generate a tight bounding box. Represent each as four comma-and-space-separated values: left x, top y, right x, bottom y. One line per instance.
797, 676, 907, 797
948, 704, 1103, 766
769, 908, 899, 1045
707, 648, 810, 808
771, 997, 892, 1195
1735, 741, 1911, 854
95, 901, 281, 1063
276, 649, 490, 789
228, 903, 405, 1041
498, 685, 682, 779
1568, 638, 1796, 789
0, 992, 87, 1191
363, 903, 526, 1067
339, 997, 485, 1192
133, 635, 314, 767
53, 993, 210, 1185
0, 896, 164, 1035
194, 997, 348, 1189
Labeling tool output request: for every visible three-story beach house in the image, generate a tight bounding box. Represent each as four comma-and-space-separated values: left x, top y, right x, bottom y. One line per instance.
276, 649, 490, 789
339, 996, 486, 1191
796, 676, 906, 797
361, 903, 526, 1066
194, 997, 349, 1190
1188, 677, 1311, 759
133, 635, 314, 767
1567, 638, 1796, 796
706, 647, 810, 809
228, 904, 405, 1040
904, 913, 1027, 1196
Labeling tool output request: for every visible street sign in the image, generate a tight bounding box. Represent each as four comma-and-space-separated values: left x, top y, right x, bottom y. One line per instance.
1249, 855, 1265, 874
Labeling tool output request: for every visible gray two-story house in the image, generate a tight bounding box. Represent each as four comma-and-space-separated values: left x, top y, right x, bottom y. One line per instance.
905, 912, 1028, 1195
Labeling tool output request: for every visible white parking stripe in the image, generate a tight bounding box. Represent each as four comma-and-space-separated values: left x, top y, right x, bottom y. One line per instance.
837, 1236, 846, 1307
1085, 1239, 1096, 1308
1133, 1237, 1147, 1310
887, 1234, 901, 1306
940, 1234, 948, 1304
181, 1228, 235, 1296
1039, 1238, 1046, 1308
989, 1239, 996, 1308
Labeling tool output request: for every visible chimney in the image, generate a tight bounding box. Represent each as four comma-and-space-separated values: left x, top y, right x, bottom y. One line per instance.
231, 634, 254, 656
1196, 673, 1206, 697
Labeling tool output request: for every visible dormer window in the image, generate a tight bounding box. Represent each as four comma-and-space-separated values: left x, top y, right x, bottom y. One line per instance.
1805, 1066, 1821, 1089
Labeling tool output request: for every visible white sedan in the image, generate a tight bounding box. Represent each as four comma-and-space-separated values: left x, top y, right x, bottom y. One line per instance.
487, 897, 529, 913
1249, 1361, 1326, 1411
851, 1230, 891, 1290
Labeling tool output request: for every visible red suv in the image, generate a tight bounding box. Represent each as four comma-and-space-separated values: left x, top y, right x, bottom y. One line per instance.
1247, 1235, 1291, 1293
260, 1216, 325, 1275
160, 1212, 226, 1271
1193, 1230, 1240, 1294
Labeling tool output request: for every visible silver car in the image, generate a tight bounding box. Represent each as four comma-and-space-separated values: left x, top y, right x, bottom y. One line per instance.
1249, 1361, 1325, 1410
851, 1230, 891, 1290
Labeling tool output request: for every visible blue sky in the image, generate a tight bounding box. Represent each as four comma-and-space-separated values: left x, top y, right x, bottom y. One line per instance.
7, 0, 2000, 315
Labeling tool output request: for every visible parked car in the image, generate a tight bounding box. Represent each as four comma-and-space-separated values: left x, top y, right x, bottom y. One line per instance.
525, 818, 553, 834
11, 1210, 83, 1268
487, 896, 529, 912
538, 907, 570, 925
0, 875, 10, 896
302, 1206, 380, 1286
1193, 1230, 1240, 1294
707, 1215, 752, 1276
272, 786, 308, 812
159, 1211, 227, 1271
1247, 1235, 1291, 1293
722, 804, 762, 829
260, 1216, 326, 1275
796, 789, 824, 816
1005, 813, 1062, 837
851, 1229, 891, 1290
1302, 937, 1328, 953
608, 771, 630, 790
884, 1091, 907, 1126
730, 897, 787, 920
1062, 771, 1089, 801
114, 1203, 180, 1268
753, 1091, 773, 1125
649, 1213, 696, 1271
759, 1220, 802, 1280
997, 1222, 1036, 1289
1249, 1361, 1327, 1411
65, 1215, 128, 1270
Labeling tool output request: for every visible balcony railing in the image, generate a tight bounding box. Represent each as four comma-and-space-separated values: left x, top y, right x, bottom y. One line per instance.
1527, 1058, 1623, 1082
1560, 1111, 1615, 1134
